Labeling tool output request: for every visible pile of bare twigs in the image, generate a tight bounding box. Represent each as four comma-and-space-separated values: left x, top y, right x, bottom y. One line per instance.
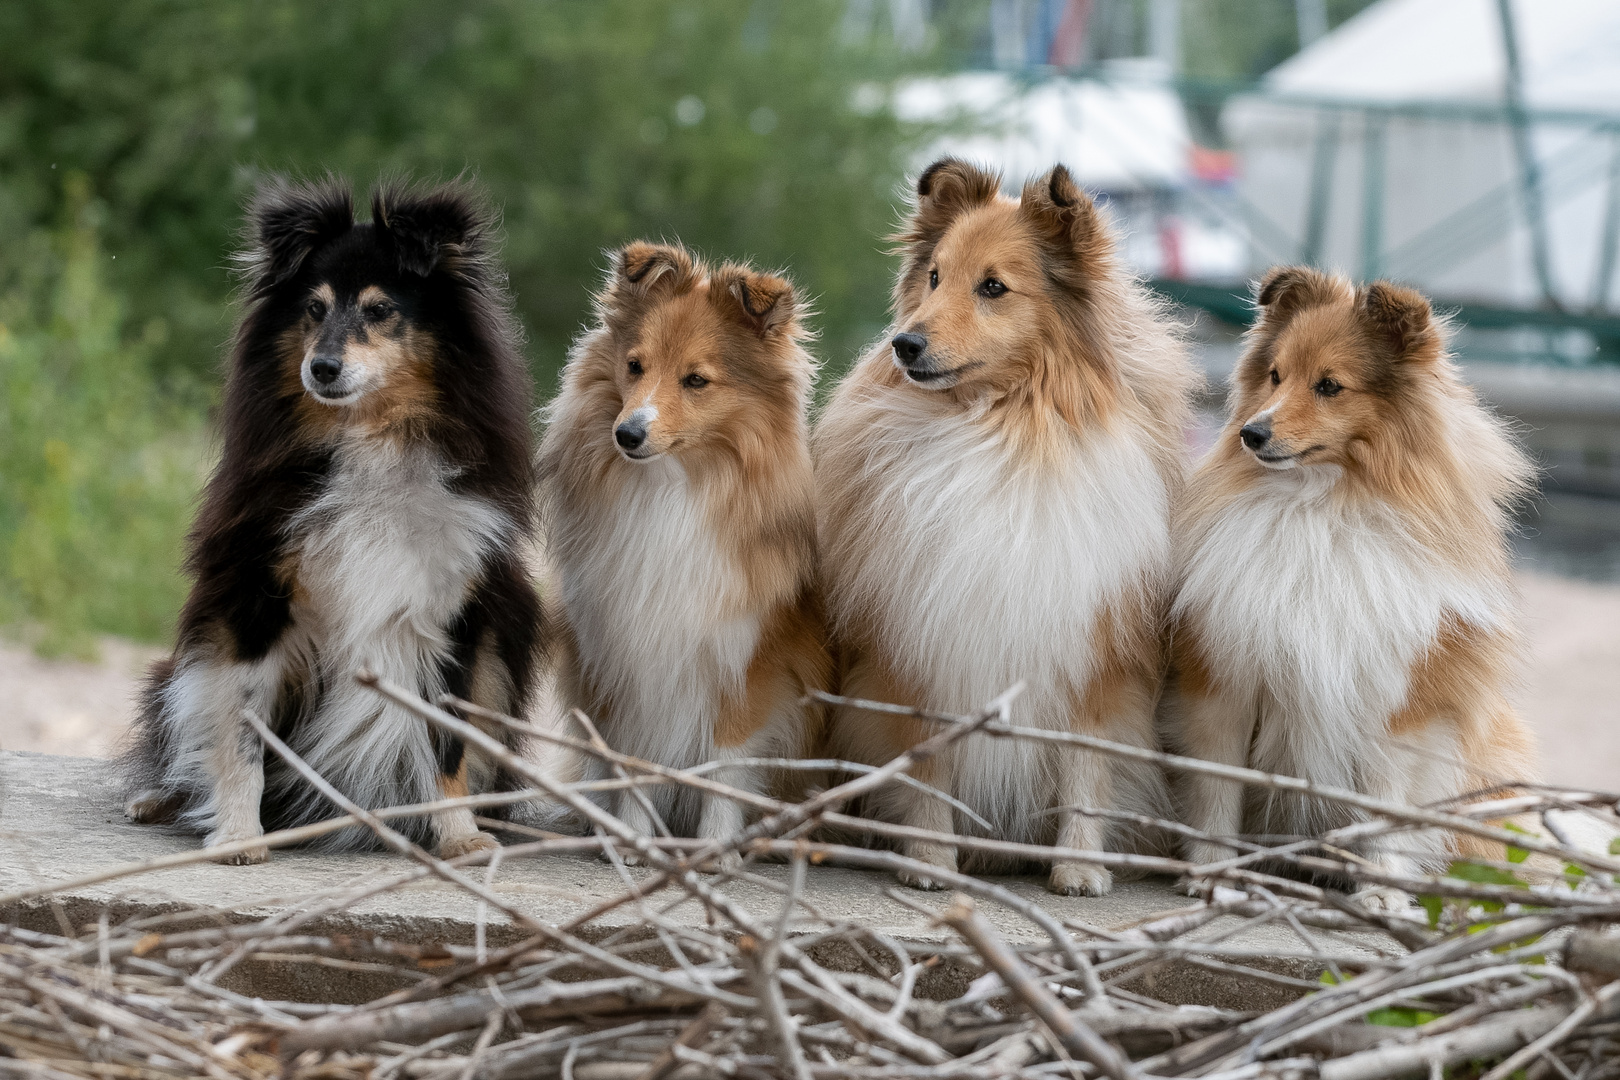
5, 677, 1620, 1080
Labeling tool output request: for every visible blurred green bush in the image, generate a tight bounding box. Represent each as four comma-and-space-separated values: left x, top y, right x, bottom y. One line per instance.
0, 175, 205, 657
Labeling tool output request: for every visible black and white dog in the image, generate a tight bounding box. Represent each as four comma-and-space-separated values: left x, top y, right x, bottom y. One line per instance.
123, 178, 543, 862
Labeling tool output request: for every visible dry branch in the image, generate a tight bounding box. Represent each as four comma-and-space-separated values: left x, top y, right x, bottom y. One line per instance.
2, 679, 1618, 1080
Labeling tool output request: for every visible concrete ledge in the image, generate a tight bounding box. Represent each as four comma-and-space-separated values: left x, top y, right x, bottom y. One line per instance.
0, 751, 1388, 1009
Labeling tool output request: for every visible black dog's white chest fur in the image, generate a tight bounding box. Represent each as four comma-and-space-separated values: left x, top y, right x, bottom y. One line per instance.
265, 443, 514, 821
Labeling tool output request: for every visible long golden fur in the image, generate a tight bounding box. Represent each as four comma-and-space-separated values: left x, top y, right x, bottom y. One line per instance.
1162, 266, 1537, 909
539, 241, 830, 849
814, 159, 1197, 895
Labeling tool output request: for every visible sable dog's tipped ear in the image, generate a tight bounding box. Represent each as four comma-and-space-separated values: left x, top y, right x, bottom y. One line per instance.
1018, 164, 1107, 264
251, 178, 354, 287
711, 264, 800, 338
1253, 265, 1343, 325
613, 241, 700, 299
1360, 280, 1438, 360
907, 158, 1000, 242
372, 182, 487, 278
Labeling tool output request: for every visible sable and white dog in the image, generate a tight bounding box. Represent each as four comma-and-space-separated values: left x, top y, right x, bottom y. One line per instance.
539, 241, 831, 850
1162, 266, 1537, 908
815, 159, 1197, 895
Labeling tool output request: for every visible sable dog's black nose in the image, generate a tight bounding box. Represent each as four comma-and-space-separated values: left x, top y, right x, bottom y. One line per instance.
1240, 422, 1271, 450
615, 422, 646, 450
309, 355, 342, 385
891, 332, 927, 365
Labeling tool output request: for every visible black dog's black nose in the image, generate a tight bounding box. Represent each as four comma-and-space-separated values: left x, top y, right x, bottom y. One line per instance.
1240, 422, 1271, 450
309, 356, 342, 385
615, 422, 646, 450
891, 332, 927, 365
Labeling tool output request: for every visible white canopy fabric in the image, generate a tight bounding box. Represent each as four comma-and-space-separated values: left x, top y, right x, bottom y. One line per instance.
894, 65, 1191, 191
1265, 0, 1620, 113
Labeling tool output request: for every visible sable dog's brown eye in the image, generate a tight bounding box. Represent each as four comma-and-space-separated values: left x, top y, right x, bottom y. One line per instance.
627, 359, 643, 377
1269, 369, 1280, 386
307, 299, 327, 321
928, 268, 938, 289
978, 278, 1007, 298
1315, 377, 1342, 397
681, 373, 708, 389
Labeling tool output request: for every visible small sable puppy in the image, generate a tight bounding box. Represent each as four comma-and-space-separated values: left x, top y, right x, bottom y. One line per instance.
1163, 267, 1536, 909
123, 178, 543, 862
539, 241, 830, 851
815, 159, 1197, 896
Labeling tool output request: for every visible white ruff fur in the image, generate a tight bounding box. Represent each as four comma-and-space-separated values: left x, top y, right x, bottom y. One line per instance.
1173, 463, 1509, 846
826, 393, 1172, 843
555, 457, 773, 834
164, 440, 511, 847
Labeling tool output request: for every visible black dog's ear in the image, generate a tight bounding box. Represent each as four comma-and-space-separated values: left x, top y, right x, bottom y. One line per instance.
251, 177, 354, 288
371, 181, 489, 278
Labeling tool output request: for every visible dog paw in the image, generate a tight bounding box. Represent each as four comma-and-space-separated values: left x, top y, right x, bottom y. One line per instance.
125, 789, 181, 825
1050, 863, 1113, 897
1178, 874, 1214, 898
205, 830, 269, 865
896, 866, 952, 891
695, 850, 742, 876
1351, 885, 1413, 913
439, 832, 499, 860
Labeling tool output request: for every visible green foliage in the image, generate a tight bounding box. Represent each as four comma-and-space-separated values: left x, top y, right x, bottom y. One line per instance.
1502, 821, 1534, 864
0, 0, 933, 394
1418, 893, 1443, 928
1366, 1005, 1441, 1027
0, 176, 206, 656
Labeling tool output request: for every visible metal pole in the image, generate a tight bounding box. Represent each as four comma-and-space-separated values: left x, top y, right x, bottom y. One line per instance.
1295, 0, 1328, 49
1150, 0, 1180, 75
1592, 135, 1620, 313
1495, 0, 1561, 309
1302, 110, 1340, 267
1361, 110, 1386, 281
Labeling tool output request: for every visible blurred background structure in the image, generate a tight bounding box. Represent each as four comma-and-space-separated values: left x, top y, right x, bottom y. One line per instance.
0, 0, 1615, 779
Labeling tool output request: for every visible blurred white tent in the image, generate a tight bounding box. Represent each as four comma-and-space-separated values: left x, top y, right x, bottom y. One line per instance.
895, 64, 1246, 280
1225, 0, 1620, 313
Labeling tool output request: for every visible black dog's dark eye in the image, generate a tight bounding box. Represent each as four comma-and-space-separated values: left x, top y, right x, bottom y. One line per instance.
1315, 377, 1342, 397
978, 278, 1007, 298
307, 299, 327, 321
928, 268, 938, 290
1269, 369, 1281, 386
364, 302, 393, 321
627, 359, 643, 377
681, 373, 708, 389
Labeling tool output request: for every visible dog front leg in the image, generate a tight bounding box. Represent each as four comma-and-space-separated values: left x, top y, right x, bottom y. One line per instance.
433, 752, 499, 860
894, 757, 958, 890
204, 716, 269, 865
697, 746, 761, 875
1051, 746, 1115, 896
1165, 679, 1255, 886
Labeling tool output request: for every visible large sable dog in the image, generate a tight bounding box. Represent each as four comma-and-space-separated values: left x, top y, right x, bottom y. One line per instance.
815, 159, 1196, 895
123, 178, 543, 862
1163, 267, 1537, 909
540, 242, 830, 853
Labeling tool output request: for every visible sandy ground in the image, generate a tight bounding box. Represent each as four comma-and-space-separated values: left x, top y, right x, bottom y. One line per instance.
1, 570, 1615, 787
